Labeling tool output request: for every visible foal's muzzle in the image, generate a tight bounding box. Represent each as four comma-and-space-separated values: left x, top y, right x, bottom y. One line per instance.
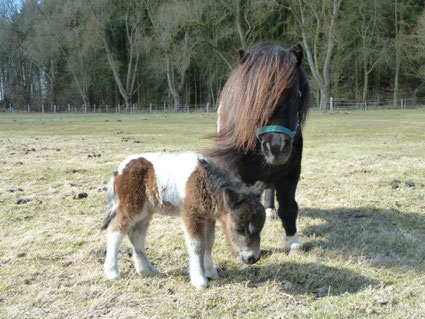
240, 250, 261, 265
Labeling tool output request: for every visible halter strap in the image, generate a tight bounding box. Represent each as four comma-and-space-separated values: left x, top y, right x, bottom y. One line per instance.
255, 90, 302, 142
256, 121, 298, 141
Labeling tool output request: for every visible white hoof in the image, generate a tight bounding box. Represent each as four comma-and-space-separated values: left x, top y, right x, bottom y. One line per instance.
285, 233, 303, 251
265, 208, 278, 220
105, 269, 121, 280
138, 265, 160, 276
205, 267, 219, 279
191, 275, 208, 289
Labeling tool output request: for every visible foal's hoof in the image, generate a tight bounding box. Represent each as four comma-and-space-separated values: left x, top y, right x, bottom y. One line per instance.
205, 267, 219, 279
105, 270, 121, 280
191, 276, 208, 289
265, 208, 278, 220
139, 266, 160, 276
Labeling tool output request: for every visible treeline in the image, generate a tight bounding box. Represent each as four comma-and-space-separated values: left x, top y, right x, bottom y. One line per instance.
0, 0, 424, 111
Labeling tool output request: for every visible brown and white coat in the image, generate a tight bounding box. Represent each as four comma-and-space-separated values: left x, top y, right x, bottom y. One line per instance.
102, 152, 265, 289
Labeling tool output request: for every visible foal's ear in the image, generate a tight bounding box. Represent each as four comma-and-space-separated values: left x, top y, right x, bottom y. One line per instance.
249, 181, 265, 199
237, 48, 250, 64
290, 43, 303, 67
223, 188, 242, 209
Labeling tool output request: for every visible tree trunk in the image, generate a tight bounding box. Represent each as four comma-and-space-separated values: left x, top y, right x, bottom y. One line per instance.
362, 52, 369, 102
320, 89, 329, 110
235, 0, 247, 49
393, 0, 400, 107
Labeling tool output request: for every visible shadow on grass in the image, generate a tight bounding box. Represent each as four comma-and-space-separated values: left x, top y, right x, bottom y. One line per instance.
166, 260, 376, 297
298, 207, 425, 273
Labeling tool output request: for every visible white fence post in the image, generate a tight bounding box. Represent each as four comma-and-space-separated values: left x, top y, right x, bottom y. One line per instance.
149, 103, 152, 114
206, 102, 210, 113
41, 104, 44, 113
330, 97, 333, 112
27, 104, 30, 113
54, 105, 57, 113
68, 104, 71, 113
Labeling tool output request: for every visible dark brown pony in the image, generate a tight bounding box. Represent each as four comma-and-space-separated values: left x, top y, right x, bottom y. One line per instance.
210, 43, 310, 251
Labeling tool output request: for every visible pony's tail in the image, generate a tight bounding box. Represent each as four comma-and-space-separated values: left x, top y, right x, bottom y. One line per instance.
101, 173, 118, 230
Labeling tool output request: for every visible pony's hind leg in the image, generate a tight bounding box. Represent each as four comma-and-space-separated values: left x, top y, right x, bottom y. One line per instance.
204, 220, 218, 279
264, 187, 278, 219
127, 212, 159, 276
104, 231, 125, 280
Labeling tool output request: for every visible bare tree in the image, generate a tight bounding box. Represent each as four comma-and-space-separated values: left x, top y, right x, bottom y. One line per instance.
89, 0, 145, 110
290, 0, 342, 110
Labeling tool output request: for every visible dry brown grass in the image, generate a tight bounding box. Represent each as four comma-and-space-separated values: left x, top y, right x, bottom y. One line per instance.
1, 110, 424, 318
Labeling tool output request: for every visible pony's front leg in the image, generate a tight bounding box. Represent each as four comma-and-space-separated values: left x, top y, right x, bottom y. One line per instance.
275, 180, 303, 251
182, 217, 208, 289
264, 187, 278, 219
204, 220, 218, 279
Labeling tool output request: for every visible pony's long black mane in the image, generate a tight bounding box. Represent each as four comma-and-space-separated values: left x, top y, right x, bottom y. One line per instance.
212, 43, 310, 154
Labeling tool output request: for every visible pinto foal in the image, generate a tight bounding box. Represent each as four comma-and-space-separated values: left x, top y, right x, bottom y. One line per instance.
102, 152, 265, 289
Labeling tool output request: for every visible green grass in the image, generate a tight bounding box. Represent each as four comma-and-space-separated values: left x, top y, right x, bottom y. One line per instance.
0, 110, 424, 318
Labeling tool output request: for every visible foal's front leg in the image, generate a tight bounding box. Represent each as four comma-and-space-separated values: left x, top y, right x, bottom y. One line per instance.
182, 215, 208, 289
204, 220, 218, 279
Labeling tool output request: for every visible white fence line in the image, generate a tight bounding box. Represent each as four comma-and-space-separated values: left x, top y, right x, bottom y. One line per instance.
2, 97, 425, 113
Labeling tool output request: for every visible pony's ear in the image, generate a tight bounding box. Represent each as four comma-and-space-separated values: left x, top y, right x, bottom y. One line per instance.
249, 181, 265, 199
223, 187, 242, 209
290, 43, 303, 67
237, 48, 250, 64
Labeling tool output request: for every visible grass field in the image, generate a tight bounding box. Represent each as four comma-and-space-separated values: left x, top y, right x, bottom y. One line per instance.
1, 110, 424, 318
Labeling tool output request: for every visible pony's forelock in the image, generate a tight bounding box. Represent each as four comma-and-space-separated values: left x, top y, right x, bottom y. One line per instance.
217, 44, 298, 151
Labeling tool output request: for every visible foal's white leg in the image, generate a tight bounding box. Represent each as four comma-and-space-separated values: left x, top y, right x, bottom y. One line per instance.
104, 231, 125, 280
204, 221, 218, 279
128, 217, 159, 276
183, 230, 207, 289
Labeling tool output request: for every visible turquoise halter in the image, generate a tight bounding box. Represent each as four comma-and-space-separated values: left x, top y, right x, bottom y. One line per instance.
256, 91, 302, 142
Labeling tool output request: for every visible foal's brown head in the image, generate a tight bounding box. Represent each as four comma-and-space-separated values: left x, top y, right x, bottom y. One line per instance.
199, 159, 266, 264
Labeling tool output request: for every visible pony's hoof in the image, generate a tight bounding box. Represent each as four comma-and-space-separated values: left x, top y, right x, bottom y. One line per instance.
265, 208, 278, 220
284, 233, 303, 252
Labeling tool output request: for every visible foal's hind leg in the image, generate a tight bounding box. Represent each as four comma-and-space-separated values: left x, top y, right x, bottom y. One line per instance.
264, 187, 278, 219
204, 220, 218, 279
128, 211, 159, 276
276, 178, 303, 251
104, 230, 125, 280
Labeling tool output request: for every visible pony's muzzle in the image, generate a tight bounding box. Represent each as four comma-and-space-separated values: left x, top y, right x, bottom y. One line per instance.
261, 133, 293, 165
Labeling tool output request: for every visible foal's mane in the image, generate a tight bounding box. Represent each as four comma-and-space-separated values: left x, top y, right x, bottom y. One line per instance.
216, 44, 305, 151
198, 158, 248, 194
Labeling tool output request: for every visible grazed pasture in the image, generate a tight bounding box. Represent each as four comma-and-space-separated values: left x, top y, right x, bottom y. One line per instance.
0, 110, 424, 318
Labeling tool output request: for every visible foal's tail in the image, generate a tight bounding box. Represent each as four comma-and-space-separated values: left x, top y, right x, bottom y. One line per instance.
101, 173, 118, 230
